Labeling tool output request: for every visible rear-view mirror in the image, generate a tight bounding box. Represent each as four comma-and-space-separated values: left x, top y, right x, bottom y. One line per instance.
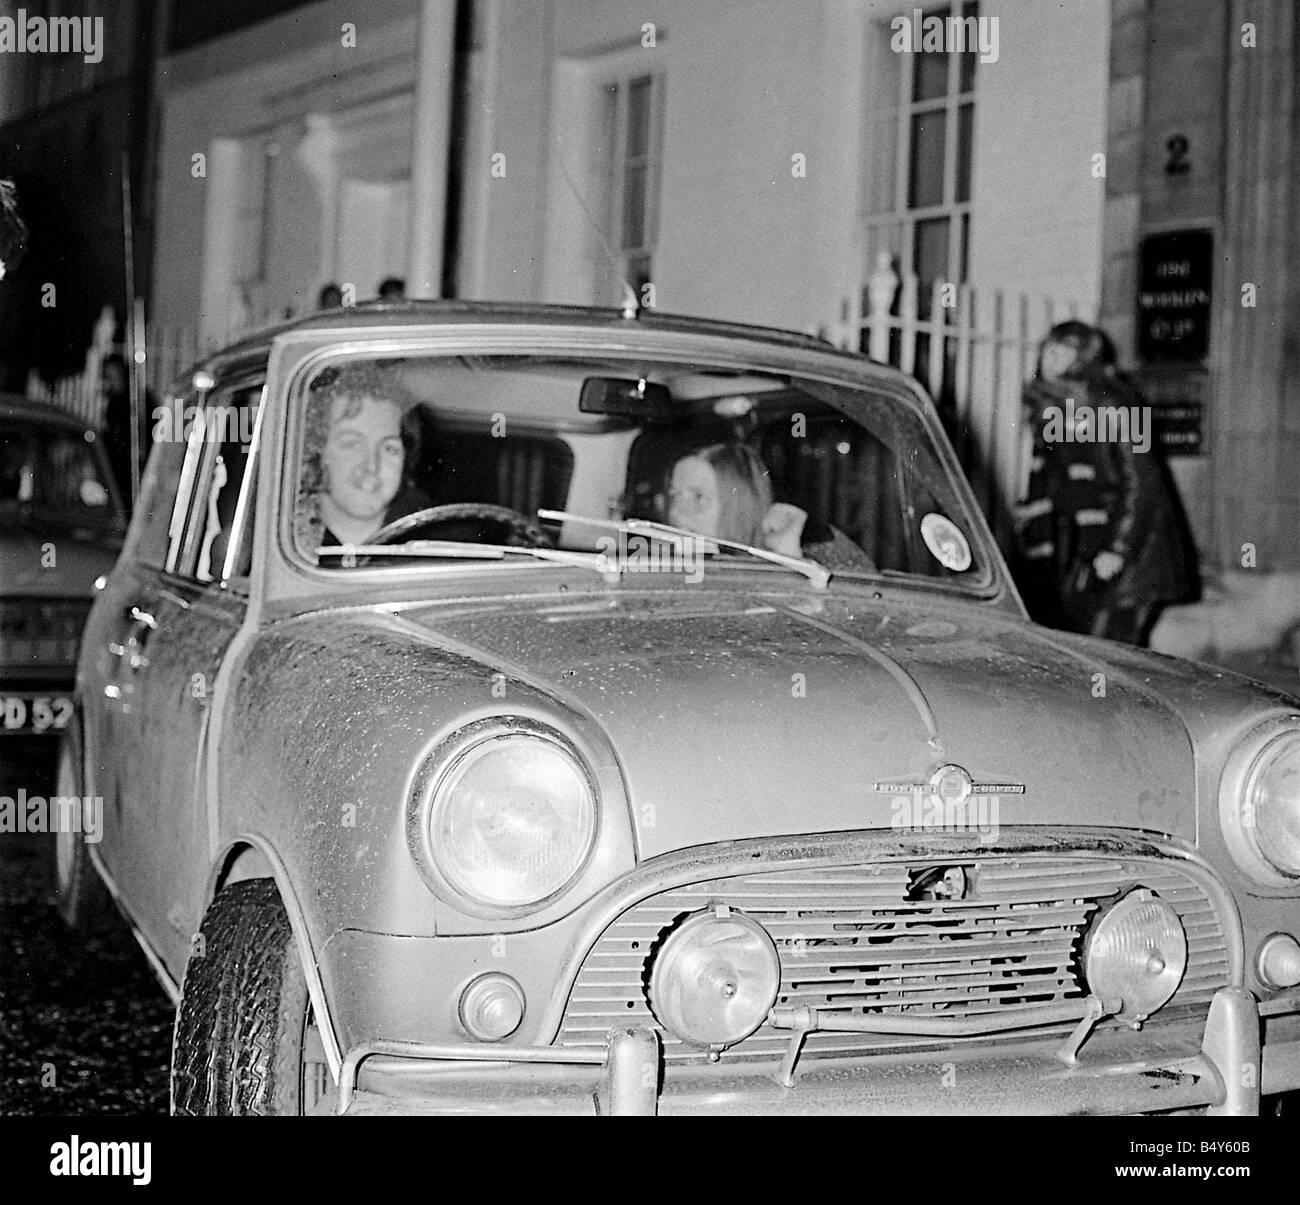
579, 376, 675, 420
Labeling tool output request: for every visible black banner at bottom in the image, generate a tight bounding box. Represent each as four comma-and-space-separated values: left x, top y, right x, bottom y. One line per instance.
0, 1113, 1287, 1192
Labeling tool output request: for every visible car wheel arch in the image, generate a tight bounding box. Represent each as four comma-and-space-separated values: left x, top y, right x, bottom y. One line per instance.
214, 842, 275, 891
198, 836, 343, 1080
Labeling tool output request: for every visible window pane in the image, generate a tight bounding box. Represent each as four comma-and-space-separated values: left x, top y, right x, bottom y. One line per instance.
908, 112, 946, 209
956, 102, 974, 203
914, 216, 950, 287
622, 163, 647, 250
194, 385, 261, 582
626, 76, 653, 158
912, 51, 949, 103
960, 1, 980, 93
912, 19, 950, 104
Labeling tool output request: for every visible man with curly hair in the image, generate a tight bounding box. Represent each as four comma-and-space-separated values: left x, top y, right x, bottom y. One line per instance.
296, 363, 428, 558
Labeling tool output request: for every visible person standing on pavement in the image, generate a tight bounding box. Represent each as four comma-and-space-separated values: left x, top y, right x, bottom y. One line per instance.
100, 352, 153, 510
1086, 334, 1200, 644
1014, 321, 1197, 645
1014, 324, 1103, 630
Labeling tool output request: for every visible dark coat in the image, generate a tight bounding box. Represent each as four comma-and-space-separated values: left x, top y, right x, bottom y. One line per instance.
1016, 371, 1198, 634
102, 387, 155, 507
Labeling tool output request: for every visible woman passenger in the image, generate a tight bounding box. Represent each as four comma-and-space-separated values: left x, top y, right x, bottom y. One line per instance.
664, 441, 875, 570
665, 442, 774, 546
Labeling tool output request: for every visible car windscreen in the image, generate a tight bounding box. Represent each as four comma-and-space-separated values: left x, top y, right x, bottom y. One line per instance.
289, 354, 990, 589
0, 420, 124, 531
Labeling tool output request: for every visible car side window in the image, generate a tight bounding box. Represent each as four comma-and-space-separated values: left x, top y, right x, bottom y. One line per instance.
166, 379, 264, 586
130, 394, 191, 569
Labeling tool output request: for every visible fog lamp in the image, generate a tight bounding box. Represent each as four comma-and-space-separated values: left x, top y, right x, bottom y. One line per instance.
1083, 888, 1187, 1022
648, 905, 780, 1051
1257, 934, 1300, 990
459, 973, 525, 1041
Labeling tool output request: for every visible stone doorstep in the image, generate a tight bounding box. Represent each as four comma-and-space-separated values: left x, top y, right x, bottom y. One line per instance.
1150, 570, 1300, 665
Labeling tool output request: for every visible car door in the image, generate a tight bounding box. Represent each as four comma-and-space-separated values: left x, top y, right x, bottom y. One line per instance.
84, 390, 195, 905
92, 374, 265, 972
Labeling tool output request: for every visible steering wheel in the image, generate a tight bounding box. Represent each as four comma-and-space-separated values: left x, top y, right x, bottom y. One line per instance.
367, 503, 552, 549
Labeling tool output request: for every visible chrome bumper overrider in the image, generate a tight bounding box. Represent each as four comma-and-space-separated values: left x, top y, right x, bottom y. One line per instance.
336, 1028, 662, 1116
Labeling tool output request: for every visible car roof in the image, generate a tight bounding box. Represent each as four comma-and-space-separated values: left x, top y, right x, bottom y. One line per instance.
206, 300, 884, 377
0, 392, 97, 432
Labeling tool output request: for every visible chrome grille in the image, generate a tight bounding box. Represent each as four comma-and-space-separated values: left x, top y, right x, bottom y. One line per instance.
0, 598, 88, 671
558, 855, 1230, 1063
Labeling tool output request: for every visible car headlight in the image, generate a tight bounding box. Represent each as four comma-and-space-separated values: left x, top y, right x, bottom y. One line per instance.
1219, 718, 1300, 886
413, 722, 599, 913
1083, 888, 1187, 1022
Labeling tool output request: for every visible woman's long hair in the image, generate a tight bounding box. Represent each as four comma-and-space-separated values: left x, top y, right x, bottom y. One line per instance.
676, 442, 773, 545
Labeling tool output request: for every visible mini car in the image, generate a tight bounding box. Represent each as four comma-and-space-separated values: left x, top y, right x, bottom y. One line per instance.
0, 395, 125, 779
57, 302, 1300, 1115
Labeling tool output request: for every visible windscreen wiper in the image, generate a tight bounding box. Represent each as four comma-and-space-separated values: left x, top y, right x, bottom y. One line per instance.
317, 539, 620, 578
538, 511, 831, 589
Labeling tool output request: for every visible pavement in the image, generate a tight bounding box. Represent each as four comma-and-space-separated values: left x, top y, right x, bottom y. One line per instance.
0, 745, 171, 1116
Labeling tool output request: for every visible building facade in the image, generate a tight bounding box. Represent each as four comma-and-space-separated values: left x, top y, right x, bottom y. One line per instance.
150, 0, 453, 347
1100, 0, 1300, 655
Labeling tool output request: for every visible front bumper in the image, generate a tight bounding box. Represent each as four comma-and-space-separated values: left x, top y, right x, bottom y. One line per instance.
329, 987, 1300, 1116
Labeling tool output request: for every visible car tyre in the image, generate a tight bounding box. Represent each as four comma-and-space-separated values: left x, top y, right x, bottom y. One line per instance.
50, 723, 110, 931
172, 879, 330, 1116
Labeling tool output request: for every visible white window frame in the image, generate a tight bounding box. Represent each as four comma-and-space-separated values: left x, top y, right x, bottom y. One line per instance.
543, 43, 666, 306
165, 375, 265, 587
862, 0, 978, 293
600, 69, 665, 304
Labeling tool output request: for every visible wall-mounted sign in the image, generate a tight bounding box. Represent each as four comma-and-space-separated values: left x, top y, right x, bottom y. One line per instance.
1131, 366, 1207, 457
1137, 229, 1213, 362
1153, 402, 1203, 455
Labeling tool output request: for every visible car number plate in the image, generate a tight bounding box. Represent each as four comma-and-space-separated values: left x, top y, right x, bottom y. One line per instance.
0, 695, 74, 734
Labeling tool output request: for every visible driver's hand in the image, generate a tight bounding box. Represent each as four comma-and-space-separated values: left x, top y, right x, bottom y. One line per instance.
762, 503, 808, 557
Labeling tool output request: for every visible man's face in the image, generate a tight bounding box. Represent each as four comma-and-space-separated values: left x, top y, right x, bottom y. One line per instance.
667, 456, 721, 537
321, 395, 404, 523
103, 364, 127, 396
